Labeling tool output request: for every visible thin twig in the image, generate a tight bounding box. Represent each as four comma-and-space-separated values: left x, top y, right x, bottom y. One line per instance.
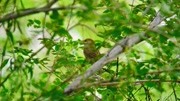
71, 79, 180, 92
66, 0, 76, 30
172, 83, 178, 100
68, 23, 98, 34
0, 72, 13, 87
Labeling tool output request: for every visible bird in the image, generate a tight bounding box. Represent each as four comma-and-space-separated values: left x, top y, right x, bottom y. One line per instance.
82, 38, 100, 63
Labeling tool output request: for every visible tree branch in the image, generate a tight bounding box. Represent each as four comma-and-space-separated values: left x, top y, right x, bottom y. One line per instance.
44, 0, 58, 8
88, 79, 180, 87
0, 0, 57, 22
64, 12, 164, 94
0, 1, 85, 22
66, 79, 180, 92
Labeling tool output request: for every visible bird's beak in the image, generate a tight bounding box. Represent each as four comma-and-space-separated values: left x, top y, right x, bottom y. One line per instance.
82, 39, 88, 44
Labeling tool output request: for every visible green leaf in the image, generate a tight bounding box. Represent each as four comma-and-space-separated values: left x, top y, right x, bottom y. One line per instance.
54, 44, 60, 51
33, 58, 39, 64
145, 81, 156, 87
17, 55, 24, 62
2, 39, 8, 57
50, 10, 59, 19
28, 65, 33, 79
57, 27, 72, 39
27, 19, 34, 26
34, 19, 41, 25
7, 30, 14, 44
0, 59, 9, 69
103, 9, 110, 13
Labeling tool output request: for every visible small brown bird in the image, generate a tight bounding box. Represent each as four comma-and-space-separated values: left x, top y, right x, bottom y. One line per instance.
83, 38, 100, 63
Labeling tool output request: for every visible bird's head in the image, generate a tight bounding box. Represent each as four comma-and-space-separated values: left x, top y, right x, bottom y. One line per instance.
82, 38, 95, 48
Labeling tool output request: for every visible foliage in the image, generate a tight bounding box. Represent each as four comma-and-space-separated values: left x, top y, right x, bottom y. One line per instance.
0, 0, 179, 100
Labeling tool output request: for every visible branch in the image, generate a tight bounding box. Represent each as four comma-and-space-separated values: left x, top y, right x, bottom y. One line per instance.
66, 79, 180, 92
0, 72, 13, 87
0, 2, 85, 22
64, 12, 164, 94
44, 0, 58, 8
86, 79, 180, 87
148, 68, 180, 74
76, 68, 180, 90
